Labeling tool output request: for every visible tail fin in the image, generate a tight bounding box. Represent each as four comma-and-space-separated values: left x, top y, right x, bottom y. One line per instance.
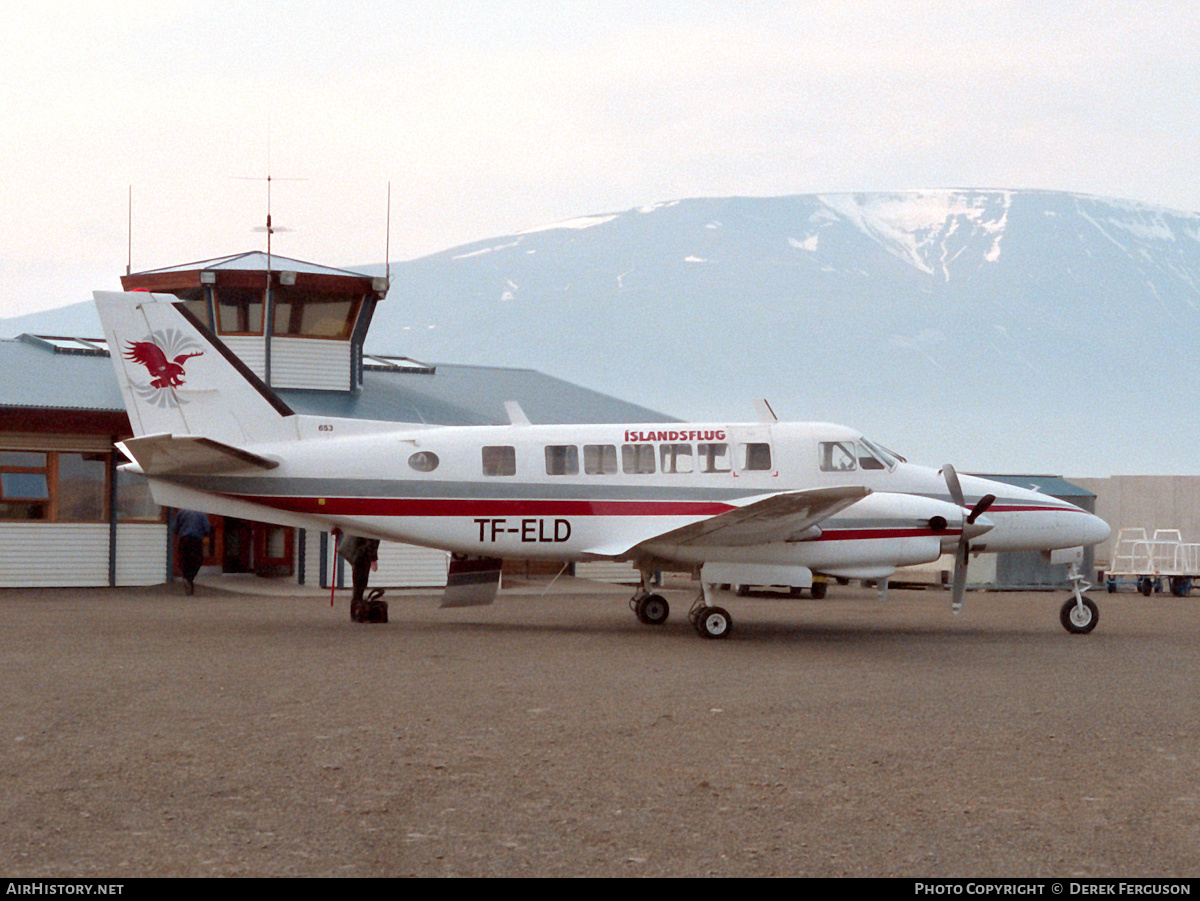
94, 291, 296, 445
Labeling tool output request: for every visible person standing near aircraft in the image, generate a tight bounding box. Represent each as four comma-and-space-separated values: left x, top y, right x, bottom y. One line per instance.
172, 509, 211, 595
338, 534, 382, 622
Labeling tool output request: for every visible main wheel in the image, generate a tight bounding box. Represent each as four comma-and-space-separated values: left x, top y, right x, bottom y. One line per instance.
1140, 577, 1154, 597
1060, 597, 1099, 634
810, 580, 828, 599
636, 593, 670, 626
694, 606, 732, 640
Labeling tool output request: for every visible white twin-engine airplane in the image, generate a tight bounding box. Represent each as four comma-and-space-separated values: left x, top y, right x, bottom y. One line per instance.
95, 291, 1111, 639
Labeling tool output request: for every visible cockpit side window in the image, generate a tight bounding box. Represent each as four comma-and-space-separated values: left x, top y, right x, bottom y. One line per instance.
819, 441, 857, 472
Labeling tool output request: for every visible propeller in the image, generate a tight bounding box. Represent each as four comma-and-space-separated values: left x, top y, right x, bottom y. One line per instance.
941, 465, 996, 613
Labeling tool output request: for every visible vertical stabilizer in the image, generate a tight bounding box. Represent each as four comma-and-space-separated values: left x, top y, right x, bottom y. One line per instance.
94, 291, 296, 445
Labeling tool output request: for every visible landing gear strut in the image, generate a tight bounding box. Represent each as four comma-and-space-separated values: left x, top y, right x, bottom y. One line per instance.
1059, 563, 1098, 634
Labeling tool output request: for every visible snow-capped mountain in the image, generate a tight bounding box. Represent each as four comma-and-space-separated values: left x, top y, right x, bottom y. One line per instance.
370, 190, 1200, 476
5, 190, 1198, 476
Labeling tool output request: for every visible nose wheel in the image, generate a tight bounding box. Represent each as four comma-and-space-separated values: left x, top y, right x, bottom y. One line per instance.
1060, 563, 1099, 634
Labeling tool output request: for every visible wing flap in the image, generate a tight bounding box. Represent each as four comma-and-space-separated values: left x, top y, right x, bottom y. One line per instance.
119, 433, 279, 476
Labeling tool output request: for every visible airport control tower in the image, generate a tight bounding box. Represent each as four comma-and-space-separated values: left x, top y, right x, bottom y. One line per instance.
121, 252, 389, 392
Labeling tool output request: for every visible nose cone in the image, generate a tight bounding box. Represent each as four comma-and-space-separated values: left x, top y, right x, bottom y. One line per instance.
1080, 512, 1112, 547
963, 514, 994, 543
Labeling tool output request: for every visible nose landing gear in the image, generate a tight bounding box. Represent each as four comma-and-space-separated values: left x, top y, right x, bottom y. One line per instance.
1060, 563, 1099, 634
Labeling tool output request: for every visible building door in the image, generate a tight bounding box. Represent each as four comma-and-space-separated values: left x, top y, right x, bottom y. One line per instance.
254, 523, 294, 577
222, 518, 255, 573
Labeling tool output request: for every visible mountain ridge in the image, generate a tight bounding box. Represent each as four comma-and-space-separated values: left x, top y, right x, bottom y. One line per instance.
5, 189, 1198, 476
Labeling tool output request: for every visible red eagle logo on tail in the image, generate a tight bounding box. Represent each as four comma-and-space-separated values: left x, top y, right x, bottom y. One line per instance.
124, 342, 204, 388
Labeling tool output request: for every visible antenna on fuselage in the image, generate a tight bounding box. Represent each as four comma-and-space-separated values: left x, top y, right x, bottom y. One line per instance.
385, 181, 392, 290
754, 399, 778, 423
504, 401, 532, 426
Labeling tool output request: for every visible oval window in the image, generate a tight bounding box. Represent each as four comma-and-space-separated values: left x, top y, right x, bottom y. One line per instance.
408, 451, 439, 473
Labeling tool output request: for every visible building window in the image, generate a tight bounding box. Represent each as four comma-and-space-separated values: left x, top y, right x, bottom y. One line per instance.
272, 291, 362, 339
56, 453, 108, 522
0, 451, 49, 520
583, 445, 617, 475
544, 445, 578, 476
169, 287, 212, 329
0, 450, 121, 522
116, 469, 160, 521
215, 286, 265, 335
482, 446, 516, 476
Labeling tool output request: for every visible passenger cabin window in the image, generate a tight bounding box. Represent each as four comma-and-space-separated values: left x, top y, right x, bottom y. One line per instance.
584, 445, 617, 475
660, 444, 694, 474
622, 444, 656, 474
545, 445, 578, 476
738, 442, 772, 471
698, 443, 731, 473
482, 446, 516, 476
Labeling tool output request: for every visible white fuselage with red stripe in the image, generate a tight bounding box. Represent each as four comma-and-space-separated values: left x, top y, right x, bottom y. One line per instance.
135, 417, 1109, 580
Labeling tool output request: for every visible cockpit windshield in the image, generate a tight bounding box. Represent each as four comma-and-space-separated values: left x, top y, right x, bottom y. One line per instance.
861, 438, 901, 469
818, 437, 900, 473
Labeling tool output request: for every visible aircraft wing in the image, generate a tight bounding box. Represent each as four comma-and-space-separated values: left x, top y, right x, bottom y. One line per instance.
621, 485, 870, 555
118, 433, 279, 476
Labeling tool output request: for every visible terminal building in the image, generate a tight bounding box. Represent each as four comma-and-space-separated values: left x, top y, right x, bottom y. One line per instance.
0, 251, 668, 589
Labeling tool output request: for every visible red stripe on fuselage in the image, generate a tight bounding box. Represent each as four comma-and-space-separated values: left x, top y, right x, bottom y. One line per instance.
228, 495, 737, 518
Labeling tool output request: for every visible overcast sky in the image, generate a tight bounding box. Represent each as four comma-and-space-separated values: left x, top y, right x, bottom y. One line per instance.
2, 0, 1197, 317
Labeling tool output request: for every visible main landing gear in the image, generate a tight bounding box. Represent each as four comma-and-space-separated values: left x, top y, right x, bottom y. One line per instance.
689, 597, 733, 640
630, 571, 671, 626
629, 572, 733, 640
1059, 563, 1099, 635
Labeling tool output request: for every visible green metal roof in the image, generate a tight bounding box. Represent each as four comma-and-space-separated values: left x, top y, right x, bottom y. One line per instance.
0, 334, 674, 426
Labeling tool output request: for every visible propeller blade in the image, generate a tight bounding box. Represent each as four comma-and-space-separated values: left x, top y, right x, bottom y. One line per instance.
942, 464, 965, 508
968, 493, 996, 525
951, 540, 969, 613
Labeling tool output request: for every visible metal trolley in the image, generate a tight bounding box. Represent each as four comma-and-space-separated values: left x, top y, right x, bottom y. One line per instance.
1106, 528, 1199, 597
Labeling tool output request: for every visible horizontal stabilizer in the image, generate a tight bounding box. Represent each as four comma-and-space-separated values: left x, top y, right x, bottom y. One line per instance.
119, 433, 279, 476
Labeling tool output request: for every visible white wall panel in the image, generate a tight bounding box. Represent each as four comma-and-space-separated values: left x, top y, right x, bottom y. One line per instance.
271, 339, 351, 391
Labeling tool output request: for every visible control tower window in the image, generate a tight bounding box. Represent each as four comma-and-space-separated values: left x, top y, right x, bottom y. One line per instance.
272, 291, 362, 339
215, 287, 265, 335
168, 288, 211, 329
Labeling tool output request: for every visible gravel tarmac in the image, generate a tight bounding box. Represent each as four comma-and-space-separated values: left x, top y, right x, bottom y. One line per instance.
1, 578, 1198, 878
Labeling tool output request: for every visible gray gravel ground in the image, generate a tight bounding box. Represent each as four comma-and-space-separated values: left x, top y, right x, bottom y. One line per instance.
1, 578, 1198, 878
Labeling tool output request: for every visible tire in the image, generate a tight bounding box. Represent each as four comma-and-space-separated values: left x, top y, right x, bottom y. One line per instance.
637, 594, 670, 626
1140, 577, 1154, 597
810, 581, 828, 599
694, 606, 732, 640
1060, 597, 1099, 634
